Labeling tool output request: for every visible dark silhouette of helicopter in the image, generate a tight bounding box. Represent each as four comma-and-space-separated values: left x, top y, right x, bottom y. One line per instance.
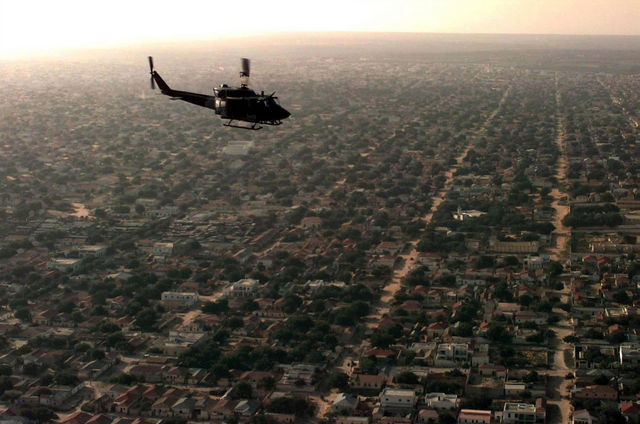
148, 57, 290, 130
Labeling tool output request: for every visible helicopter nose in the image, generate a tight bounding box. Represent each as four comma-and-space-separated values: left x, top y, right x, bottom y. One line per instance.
277, 106, 291, 120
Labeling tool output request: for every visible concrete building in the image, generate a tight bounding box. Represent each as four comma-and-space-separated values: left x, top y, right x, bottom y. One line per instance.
161, 292, 200, 308
226, 278, 260, 298
424, 393, 459, 410
457, 409, 491, 424
379, 388, 417, 412
435, 343, 469, 366
619, 343, 640, 366
502, 402, 536, 424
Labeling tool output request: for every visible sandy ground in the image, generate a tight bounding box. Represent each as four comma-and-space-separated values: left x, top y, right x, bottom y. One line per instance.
544, 276, 575, 423
547, 80, 571, 263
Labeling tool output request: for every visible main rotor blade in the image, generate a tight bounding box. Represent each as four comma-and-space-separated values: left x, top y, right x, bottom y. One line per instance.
149, 57, 155, 90
241, 58, 250, 77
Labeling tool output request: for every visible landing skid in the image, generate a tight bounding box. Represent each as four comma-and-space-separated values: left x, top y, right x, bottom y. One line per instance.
224, 120, 263, 130
222, 119, 284, 130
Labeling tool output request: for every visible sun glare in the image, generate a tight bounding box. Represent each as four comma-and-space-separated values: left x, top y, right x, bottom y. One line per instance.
1, 0, 639, 59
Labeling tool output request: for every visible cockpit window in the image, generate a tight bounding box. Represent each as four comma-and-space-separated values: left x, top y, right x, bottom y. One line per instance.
265, 97, 280, 106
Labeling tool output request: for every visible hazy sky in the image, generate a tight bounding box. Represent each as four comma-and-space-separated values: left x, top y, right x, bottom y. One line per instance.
1, 0, 639, 58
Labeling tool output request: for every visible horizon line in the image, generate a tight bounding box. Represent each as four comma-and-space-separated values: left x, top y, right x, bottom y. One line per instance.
2, 30, 640, 61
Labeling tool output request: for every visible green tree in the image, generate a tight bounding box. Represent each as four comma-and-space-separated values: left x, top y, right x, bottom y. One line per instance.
396, 371, 420, 385
234, 381, 253, 399
15, 307, 31, 322
327, 372, 349, 391
135, 307, 158, 331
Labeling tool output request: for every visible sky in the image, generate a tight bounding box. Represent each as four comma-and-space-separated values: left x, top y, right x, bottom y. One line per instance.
1, 0, 639, 58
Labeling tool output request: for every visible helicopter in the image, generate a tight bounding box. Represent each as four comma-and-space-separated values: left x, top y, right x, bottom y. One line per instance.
148, 56, 290, 130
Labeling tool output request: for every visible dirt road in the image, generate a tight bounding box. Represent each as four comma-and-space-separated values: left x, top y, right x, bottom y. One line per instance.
373, 85, 512, 315
548, 77, 571, 262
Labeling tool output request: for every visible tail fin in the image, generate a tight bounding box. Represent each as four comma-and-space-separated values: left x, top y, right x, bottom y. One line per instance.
152, 71, 171, 92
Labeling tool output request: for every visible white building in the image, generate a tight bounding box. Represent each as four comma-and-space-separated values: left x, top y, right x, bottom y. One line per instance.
227, 278, 259, 298
424, 393, 459, 410
453, 207, 486, 221
435, 343, 469, 366
48, 258, 82, 272
502, 403, 536, 424
619, 343, 640, 366
161, 291, 200, 308
379, 388, 417, 411
222, 140, 254, 156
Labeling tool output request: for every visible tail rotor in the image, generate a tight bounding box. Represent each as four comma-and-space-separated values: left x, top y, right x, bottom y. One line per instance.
148, 56, 155, 90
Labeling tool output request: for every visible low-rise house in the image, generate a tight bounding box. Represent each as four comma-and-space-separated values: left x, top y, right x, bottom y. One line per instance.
278, 364, 316, 391
619, 401, 640, 422
171, 397, 197, 418
161, 292, 199, 309
379, 388, 416, 413
238, 370, 277, 388
504, 382, 526, 398
435, 343, 469, 366
478, 364, 506, 379
417, 409, 439, 424
336, 417, 369, 424
502, 402, 536, 424
350, 374, 386, 391
128, 364, 165, 383
457, 409, 491, 424
619, 343, 640, 366
226, 278, 260, 298
424, 393, 459, 410
235, 399, 260, 417
572, 384, 617, 400
572, 409, 597, 424
331, 393, 359, 415
266, 413, 295, 424
48, 258, 82, 272
514, 311, 548, 325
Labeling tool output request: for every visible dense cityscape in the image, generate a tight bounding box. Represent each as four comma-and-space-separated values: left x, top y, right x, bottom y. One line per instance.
0, 34, 639, 424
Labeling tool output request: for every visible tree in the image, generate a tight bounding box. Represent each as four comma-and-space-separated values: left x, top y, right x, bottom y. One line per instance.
202, 299, 229, 314
234, 381, 253, 399
475, 255, 495, 269
257, 376, 276, 391
55, 370, 78, 386
327, 372, 349, 391
0, 375, 12, 395
71, 311, 84, 325
248, 416, 278, 424
57, 300, 75, 314
0, 364, 12, 376
135, 307, 158, 331
265, 397, 315, 417
487, 323, 512, 344
22, 362, 41, 377
547, 261, 564, 277
395, 371, 420, 385
15, 307, 30, 322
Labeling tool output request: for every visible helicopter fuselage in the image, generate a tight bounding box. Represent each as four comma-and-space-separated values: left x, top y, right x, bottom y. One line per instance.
148, 56, 290, 130
213, 85, 288, 124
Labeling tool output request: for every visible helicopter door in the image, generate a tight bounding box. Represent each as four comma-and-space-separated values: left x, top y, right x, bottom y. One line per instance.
215, 98, 226, 116
247, 98, 257, 121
